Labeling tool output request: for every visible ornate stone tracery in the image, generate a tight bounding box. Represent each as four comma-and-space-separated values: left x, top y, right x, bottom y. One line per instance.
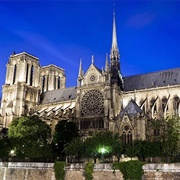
81, 90, 104, 116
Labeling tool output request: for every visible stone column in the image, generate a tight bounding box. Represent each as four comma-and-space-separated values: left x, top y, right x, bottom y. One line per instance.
60, 77, 65, 88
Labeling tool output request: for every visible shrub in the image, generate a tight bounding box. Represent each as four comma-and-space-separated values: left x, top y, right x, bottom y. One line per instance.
84, 162, 94, 180
54, 161, 66, 180
113, 160, 145, 180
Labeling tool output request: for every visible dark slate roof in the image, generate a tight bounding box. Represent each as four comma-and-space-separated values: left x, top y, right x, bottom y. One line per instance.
123, 68, 180, 91
41, 87, 77, 104
119, 100, 143, 118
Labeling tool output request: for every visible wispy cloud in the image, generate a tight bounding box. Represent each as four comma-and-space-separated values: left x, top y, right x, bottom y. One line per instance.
126, 12, 156, 29
13, 30, 77, 66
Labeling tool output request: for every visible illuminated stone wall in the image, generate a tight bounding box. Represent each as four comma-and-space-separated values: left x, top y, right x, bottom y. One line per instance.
0, 162, 180, 180
143, 163, 180, 179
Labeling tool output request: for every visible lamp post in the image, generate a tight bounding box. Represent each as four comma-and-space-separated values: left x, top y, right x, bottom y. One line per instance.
99, 147, 106, 163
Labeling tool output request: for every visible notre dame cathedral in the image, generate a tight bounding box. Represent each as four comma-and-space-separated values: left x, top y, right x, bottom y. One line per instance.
1, 13, 180, 142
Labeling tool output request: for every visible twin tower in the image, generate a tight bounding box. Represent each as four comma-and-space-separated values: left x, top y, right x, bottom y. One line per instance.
0, 12, 124, 133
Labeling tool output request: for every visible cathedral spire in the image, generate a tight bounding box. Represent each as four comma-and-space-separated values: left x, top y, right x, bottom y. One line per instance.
111, 11, 118, 52
109, 11, 123, 90
110, 10, 120, 59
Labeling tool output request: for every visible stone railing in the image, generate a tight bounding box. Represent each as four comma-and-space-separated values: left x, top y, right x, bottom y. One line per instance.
0, 162, 54, 169
0, 162, 180, 180
143, 163, 180, 179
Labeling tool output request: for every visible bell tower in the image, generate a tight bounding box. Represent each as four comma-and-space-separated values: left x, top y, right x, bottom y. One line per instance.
0, 52, 41, 127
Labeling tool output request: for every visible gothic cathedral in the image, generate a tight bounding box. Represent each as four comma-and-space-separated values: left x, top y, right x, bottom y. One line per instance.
1, 13, 180, 142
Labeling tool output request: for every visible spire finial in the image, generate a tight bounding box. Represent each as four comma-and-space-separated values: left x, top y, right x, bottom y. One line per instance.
105, 53, 109, 72
78, 58, 83, 78
91, 55, 94, 64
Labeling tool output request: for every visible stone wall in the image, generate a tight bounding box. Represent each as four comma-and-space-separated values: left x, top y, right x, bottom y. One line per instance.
0, 162, 55, 180
65, 163, 123, 180
143, 163, 180, 180
0, 162, 180, 180
0, 162, 123, 180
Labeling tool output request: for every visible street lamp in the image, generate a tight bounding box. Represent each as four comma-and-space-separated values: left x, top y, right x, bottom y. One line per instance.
98, 147, 107, 163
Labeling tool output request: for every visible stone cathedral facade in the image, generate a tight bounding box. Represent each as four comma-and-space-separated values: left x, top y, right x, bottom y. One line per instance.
1, 14, 180, 142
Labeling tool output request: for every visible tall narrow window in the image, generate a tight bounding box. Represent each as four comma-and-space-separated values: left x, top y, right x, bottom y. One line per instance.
30, 66, 34, 86
13, 65, 17, 84
54, 76, 56, 89
173, 96, 179, 116
47, 75, 49, 91
121, 124, 132, 144
26, 64, 29, 83
42, 75, 45, 92
58, 76, 60, 89
162, 97, 168, 113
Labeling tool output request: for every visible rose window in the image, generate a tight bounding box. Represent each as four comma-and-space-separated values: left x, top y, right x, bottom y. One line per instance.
81, 90, 104, 116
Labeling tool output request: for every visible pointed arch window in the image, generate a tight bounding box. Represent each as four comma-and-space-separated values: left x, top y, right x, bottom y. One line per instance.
26, 64, 29, 83
153, 104, 157, 114
121, 124, 132, 144
42, 75, 45, 92
58, 76, 60, 89
173, 96, 180, 116
30, 65, 34, 86
13, 64, 17, 84
162, 97, 168, 113
150, 98, 158, 116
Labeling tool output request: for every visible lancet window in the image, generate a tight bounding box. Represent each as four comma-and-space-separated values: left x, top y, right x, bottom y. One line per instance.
13, 64, 17, 84
121, 124, 132, 144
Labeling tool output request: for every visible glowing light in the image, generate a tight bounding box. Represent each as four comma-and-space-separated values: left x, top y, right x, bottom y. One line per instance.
98, 146, 109, 154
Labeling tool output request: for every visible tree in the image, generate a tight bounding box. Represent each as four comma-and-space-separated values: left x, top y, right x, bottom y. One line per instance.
63, 137, 85, 162
148, 117, 180, 162
84, 131, 122, 163
0, 137, 11, 161
52, 120, 79, 157
124, 140, 141, 160
8, 115, 52, 160
160, 117, 180, 162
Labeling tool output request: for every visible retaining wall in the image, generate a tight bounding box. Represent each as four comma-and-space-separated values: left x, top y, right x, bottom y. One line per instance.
143, 163, 180, 180
0, 162, 179, 180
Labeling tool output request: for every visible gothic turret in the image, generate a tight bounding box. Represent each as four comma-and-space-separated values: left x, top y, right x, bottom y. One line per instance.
77, 59, 83, 86
110, 11, 123, 90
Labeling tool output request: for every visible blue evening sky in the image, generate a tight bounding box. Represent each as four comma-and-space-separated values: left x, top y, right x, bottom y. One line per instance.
0, 0, 180, 95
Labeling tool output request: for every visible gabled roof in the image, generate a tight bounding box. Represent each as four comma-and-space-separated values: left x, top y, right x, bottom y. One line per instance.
120, 100, 143, 118
123, 68, 180, 91
84, 63, 102, 77
41, 87, 77, 104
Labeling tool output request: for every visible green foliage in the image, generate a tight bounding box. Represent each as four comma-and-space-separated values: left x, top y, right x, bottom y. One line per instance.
84, 131, 122, 162
136, 140, 162, 160
0, 137, 11, 161
149, 116, 180, 162
161, 117, 180, 162
63, 137, 84, 161
113, 160, 145, 180
8, 115, 52, 159
53, 120, 79, 156
53, 120, 79, 144
54, 161, 66, 180
124, 141, 141, 159
84, 162, 94, 180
